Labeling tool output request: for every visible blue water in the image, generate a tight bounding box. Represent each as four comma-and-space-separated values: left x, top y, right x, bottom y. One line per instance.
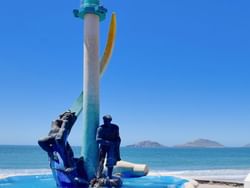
121, 147, 250, 171
0, 145, 250, 182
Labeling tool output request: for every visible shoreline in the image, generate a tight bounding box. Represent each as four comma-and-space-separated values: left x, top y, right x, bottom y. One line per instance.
0, 175, 8, 179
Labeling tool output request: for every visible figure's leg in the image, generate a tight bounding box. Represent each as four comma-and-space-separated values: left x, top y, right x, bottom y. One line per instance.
107, 167, 113, 179
106, 145, 116, 179
75, 157, 87, 179
65, 142, 74, 168
96, 148, 106, 178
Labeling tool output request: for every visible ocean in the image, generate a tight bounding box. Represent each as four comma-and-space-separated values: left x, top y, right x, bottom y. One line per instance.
0, 145, 250, 182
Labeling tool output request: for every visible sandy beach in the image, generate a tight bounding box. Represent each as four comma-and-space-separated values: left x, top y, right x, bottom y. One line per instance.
0, 175, 8, 179
197, 179, 244, 188
199, 184, 243, 188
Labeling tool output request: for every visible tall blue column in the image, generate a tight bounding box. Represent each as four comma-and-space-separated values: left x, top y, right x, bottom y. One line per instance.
74, 0, 107, 180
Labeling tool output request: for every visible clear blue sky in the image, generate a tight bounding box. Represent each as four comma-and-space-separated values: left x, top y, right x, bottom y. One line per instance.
0, 0, 249, 147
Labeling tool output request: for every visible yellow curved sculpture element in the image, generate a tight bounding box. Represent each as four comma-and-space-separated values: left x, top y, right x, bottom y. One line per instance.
100, 12, 117, 76
70, 13, 116, 116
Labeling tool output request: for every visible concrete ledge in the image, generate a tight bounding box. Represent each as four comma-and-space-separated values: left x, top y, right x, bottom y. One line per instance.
184, 178, 199, 188
244, 174, 250, 188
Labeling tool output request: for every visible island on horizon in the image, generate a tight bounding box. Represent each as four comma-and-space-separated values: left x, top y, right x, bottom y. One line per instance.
243, 144, 250, 147
125, 140, 166, 148
174, 139, 224, 148
125, 139, 227, 148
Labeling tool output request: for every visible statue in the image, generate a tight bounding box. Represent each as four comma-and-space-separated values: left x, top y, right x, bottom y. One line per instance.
89, 115, 122, 187
38, 111, 88, 188
38, 112, 123, 187
96, 115, 121, 179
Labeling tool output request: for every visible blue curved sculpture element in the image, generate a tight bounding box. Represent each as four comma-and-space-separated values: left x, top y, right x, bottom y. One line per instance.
49, 150, 88, 188
38, 111, 88, 188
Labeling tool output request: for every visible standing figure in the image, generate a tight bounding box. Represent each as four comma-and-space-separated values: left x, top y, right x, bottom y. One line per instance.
96, 115, 121, 179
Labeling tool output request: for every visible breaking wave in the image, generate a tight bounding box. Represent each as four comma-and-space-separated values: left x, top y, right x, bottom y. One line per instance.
149, 169, 250, 182
0, 169, 51, 179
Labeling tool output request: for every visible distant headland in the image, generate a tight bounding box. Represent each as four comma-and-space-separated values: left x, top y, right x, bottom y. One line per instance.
126, 140, 166, 148
174, 139, 224, 148
126, 139, 227, 148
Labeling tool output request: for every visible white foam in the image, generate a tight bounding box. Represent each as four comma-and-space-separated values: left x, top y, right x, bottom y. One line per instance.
149, 169, 250, 182
0, 169, 51, 179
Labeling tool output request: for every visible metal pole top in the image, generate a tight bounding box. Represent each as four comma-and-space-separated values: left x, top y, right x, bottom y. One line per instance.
73, 0, 107, 21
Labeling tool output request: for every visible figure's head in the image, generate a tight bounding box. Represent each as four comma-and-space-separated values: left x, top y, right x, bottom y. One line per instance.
103, 115, 112, 124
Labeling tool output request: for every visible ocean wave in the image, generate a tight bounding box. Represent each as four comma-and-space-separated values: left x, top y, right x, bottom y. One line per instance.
149, 169, 250, 182
0, 169, 51, 179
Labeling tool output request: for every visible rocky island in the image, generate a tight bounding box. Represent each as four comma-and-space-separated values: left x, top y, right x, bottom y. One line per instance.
174, 139, 224, 148
126, 140, 166, 148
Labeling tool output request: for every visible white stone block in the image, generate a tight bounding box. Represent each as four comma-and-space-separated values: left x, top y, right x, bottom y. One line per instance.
244, 174, 250, 188
113, 160, 149, 177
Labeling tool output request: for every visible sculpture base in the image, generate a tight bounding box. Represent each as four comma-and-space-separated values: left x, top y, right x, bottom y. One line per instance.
90, 176, 122, 188
0, 175, 192, 188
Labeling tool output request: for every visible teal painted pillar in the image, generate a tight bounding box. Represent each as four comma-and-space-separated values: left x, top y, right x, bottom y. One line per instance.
82, 14, 100, 179
74, 0, 107, 180
82, 0, 100, 6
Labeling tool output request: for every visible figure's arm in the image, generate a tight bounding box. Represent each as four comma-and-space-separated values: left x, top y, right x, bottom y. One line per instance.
115, 126, 121, 143
55, 120, 68, 143
96, 127, 111, 145
38, 136, 55, 153
38, 120, 61, 152
55, 112, 77, 144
